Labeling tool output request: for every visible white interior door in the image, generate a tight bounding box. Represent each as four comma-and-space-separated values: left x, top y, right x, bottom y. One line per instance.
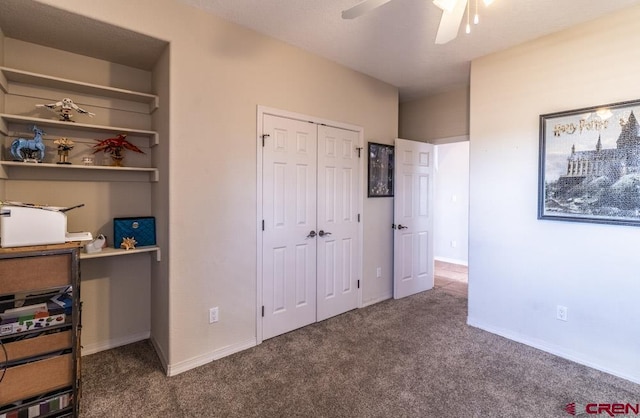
316, 125, 360, 321
262, 114, 318, 339
261, 113, 362, 340
393, 138, 435, 299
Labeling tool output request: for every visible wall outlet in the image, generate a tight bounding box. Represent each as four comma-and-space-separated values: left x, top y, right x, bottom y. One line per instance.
451, 240, 457, 248
376, 267, 382, 278
556, 305, 568, 321
209, 307, 219, 324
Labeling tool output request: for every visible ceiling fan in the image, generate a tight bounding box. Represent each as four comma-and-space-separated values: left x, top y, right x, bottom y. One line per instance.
341, 0, 494, 45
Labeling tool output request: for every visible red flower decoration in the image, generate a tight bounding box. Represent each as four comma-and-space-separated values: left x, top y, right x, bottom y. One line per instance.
92, 134, 144, 155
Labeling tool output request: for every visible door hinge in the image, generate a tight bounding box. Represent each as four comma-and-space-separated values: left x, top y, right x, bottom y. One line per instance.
261, 134, 270, 147
261, 306, 265, 317
356, 147, 363, 158
357, 280, 360, 289
357, 213, 360, 223
392, 224, 396, 229
262, 220, 265, 231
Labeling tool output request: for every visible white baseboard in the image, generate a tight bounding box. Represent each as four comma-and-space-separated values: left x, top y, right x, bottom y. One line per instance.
434, 256, 468, 266
150, 336, 169, 375
166, 338, 257, 377
467, 316, 640, 385
362, 293, 392, 307
81, 331, 150, 356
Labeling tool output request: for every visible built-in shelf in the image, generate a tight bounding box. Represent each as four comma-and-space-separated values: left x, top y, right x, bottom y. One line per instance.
80, 246, 161, 261
0, 66, 159, 113
0, 161, 159, 182
0, 114, 159, 146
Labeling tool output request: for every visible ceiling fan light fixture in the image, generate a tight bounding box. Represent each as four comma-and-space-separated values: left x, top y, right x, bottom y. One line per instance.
474, 0, 479, 24
433, 0, 456, 13
465, 0, 471, 33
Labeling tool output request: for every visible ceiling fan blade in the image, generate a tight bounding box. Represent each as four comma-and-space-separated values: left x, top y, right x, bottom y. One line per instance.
342, 0, 394, 19
434, 0, 467, 44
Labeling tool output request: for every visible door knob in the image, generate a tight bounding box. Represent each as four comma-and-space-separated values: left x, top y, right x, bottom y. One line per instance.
318, 230, 332, 237
306, 230, 317, 238
397, 224, 408, 230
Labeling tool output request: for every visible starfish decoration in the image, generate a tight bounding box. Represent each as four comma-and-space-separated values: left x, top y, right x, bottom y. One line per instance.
120, 237, 137, 250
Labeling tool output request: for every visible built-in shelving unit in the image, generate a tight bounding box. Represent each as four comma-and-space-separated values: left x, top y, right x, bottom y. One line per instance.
0, 7, 169, 404
0, 62, 160, 182
0, 59, 161, 257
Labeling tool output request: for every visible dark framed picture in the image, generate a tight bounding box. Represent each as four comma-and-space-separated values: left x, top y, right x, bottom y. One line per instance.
368, 142, 394, 197
538, 99, 640, 226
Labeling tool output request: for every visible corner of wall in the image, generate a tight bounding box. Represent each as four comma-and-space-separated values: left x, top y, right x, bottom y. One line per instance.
398, 87, 470, 142
0, 25, 4, 66
151, 42, 171, 368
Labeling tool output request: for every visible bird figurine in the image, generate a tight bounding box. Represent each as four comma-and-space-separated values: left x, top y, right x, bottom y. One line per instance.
36, 97, 95, 122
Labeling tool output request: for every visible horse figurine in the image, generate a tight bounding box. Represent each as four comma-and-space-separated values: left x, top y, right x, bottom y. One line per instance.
11, 126, 46, 162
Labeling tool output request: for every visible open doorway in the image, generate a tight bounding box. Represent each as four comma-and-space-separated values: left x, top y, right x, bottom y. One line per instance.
433, 141, 469, 297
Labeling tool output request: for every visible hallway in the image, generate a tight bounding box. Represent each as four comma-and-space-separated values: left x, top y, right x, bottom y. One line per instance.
434, 260, 467, 298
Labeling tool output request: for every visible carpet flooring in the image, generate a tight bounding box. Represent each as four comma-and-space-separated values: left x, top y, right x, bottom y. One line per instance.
80, 289, 639, 417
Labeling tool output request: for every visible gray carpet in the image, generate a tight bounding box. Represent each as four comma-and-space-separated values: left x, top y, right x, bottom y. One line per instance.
80, 289, 639, 417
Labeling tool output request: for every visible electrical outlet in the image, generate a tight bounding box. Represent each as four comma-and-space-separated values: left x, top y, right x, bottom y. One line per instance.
376, 267, 382, 278
451, 240, 457, 248
556, 305, 568, 321
209, 307, 219, 324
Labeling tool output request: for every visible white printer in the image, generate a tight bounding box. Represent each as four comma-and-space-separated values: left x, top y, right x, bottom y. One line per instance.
0, 202, 92, 248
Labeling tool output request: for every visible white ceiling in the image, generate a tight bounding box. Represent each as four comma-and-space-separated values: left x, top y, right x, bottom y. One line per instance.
1, 0, 639, 102
180, 0, 640, 101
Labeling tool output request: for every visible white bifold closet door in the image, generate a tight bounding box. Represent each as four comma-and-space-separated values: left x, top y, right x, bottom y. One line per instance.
262, 114, 360, 340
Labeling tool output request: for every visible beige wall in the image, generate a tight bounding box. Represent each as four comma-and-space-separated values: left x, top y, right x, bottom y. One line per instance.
0, 26, 4, 199
150, 45, 171, 367
468, 5, 640, 383
35, 0, 398, 373
0, 25, 4, 67
399, 86, 469, 143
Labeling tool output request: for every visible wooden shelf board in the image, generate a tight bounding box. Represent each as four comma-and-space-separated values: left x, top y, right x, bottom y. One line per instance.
0, 161, 156, 173
0, 66, 158, 112
80, 245, 160, 261
0, 114, 159, 145
0, 161, 158, 182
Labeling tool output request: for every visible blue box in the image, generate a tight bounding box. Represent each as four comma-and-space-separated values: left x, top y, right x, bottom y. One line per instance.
113, 216, 156, 248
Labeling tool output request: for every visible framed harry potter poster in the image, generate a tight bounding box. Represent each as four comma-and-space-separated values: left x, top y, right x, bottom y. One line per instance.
538, 99, 640, 226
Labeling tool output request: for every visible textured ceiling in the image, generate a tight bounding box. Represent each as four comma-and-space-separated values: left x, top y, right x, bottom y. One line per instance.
180, 0, 640, 101
1, 0, 639, 101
